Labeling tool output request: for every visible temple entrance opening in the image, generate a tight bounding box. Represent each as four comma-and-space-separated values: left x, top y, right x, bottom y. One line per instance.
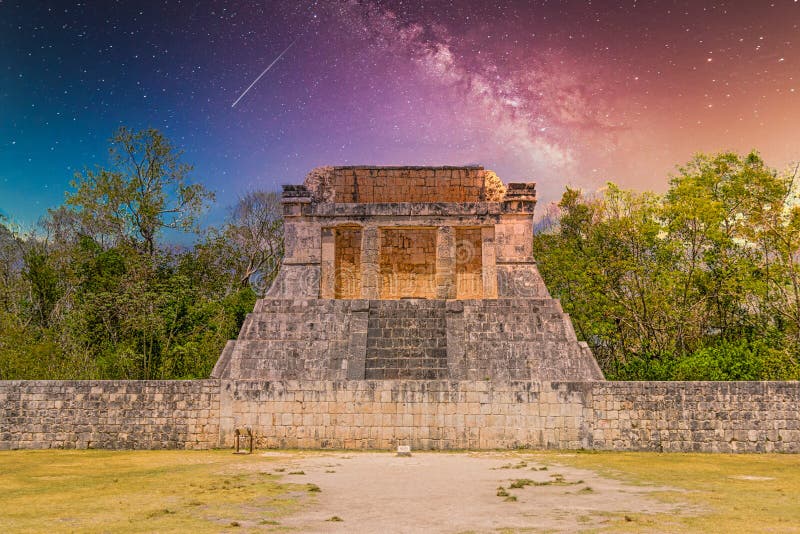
379, 227, 437, 299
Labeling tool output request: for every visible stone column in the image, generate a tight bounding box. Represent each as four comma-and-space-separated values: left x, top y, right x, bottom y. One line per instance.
319, 228, 335, 298
346, 300, 369, 379
481, 226, 498, 298
436, 226, 456, 299
361, 225, 380, 299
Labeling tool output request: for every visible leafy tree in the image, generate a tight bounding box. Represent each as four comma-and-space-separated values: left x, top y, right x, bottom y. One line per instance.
67, 127, 214, 255
226, 190, 284, 291
0, 219, 24, 318
21, 245, 61, 328
535, 151, 800, 380
0, 127, 266, 380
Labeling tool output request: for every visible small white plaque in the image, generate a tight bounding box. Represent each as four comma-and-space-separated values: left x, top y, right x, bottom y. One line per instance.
396, 445, 412, 456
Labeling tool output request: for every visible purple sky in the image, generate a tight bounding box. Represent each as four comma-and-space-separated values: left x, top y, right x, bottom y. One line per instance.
2, 0, 799, 230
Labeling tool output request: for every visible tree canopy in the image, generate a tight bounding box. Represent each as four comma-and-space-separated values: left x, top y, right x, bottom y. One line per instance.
67, 127, 214, 255
534, 151, 800, 380
0, 127, 282, 379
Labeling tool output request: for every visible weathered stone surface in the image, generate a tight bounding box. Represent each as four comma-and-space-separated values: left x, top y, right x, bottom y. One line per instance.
3, 379, 800, 453
365, 300, 448, 380
215, 298, 603, 381
304, 166, 493, 204
0, 380, 220, 450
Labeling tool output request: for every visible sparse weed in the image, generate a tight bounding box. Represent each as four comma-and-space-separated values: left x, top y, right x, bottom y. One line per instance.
146, 509, 175, 518
497, 461, 528, 470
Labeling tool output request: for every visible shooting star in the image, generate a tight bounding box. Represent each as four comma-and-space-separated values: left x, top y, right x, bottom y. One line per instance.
231, 37, 299, 108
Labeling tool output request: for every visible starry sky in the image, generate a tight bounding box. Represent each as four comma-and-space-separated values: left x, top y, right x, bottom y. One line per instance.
1, 0, 799, 230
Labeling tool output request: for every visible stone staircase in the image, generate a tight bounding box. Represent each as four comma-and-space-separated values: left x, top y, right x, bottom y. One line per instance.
365, 300, 448, 379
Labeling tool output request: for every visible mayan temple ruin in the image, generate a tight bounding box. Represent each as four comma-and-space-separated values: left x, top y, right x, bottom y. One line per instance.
4, 165, 799, 453
212, 165, 604, 382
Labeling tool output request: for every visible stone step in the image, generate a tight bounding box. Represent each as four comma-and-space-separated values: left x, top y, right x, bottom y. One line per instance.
365, 301, 448, 380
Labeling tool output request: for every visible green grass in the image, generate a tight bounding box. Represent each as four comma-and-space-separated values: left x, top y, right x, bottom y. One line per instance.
525, 450, 800, 532
0, 450, 307, 533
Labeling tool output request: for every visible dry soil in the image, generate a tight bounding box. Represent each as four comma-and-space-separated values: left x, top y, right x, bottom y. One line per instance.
261, 451, 686, 533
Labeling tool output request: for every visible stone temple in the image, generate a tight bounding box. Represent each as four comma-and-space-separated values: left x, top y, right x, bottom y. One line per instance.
6, 166, 800, 453
213, 165, 603, 382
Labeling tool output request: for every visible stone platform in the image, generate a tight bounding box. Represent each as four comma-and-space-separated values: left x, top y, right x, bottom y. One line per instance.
212, 298, 602, 381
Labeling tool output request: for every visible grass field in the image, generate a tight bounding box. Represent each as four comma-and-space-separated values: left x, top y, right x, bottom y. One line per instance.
0, 449, 798, 533
531, 450, 800, 533
0, 450, 309, 533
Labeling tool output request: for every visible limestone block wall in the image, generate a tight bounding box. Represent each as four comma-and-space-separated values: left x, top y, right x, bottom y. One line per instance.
589, 381, 800, 453
218, 380, 590, 450
225, 299, 369, 381
365, 300, 448, 380
3, 380, 799, 453
266, 217, 321, 299
0, 380, 219, 450
217, 380, 800, 452
326, 166, 495, 204
216, 298, 602, 382
446, 299, 604, 381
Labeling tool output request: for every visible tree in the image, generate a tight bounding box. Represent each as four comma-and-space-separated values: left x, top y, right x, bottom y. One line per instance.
67, 127, 214, 255
535, 184, 683, 377
534, 151, 800, 380
663, 152, 783, 341
226, 191, 284, 291
0, 127, 266, 380
0, 218, 24, 317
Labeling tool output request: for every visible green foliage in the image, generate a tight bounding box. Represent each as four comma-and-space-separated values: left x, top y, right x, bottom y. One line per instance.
21, 245, 61, 328
672, 338, 799, 381
0, 127, 275, 380
535, 151, 800, 380
67, 127, 214, 255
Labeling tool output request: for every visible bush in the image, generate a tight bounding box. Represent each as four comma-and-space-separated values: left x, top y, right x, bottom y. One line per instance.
673, 339, 797, 381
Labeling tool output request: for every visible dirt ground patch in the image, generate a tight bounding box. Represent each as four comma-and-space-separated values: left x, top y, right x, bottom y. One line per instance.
265, 451, 687, 533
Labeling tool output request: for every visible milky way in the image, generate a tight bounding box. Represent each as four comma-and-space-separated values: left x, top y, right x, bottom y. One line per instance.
1, 0, 799, 230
